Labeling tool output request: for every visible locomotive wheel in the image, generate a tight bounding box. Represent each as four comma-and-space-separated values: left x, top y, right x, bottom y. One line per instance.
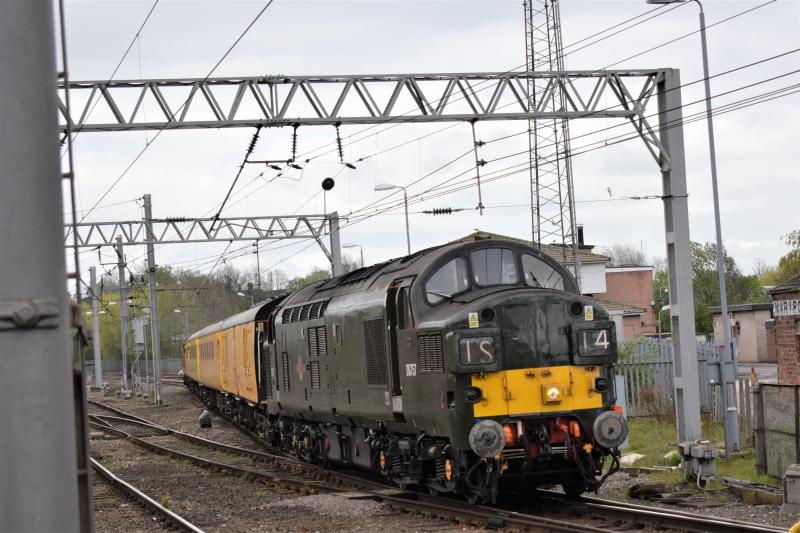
561, 475, 587, 500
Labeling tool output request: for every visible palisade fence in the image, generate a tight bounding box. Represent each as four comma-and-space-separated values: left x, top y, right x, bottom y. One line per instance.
616, 338, 755, 446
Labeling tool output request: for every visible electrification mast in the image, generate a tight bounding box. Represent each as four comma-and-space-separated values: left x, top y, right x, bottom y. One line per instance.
524, 0, 581, 287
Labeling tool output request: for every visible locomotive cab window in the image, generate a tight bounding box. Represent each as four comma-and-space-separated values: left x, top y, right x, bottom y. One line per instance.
521, 253, 564, 291
470, 248, 518, 286
425, 257, 468, 304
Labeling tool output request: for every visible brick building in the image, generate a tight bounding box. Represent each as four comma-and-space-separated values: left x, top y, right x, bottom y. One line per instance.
593, 266, 657, 338
770, 275, 800, 384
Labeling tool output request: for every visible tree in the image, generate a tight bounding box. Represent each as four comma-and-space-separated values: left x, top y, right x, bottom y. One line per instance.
653, 243, 768, 334
761, 230, 800, 286
689, 241, 767, 334
653, 267, 670, 334
597, 244, 647, 266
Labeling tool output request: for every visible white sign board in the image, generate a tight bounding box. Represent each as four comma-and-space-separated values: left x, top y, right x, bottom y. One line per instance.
774, 299, 800, 317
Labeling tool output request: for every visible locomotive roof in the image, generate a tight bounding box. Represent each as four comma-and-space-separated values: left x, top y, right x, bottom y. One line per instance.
283, 238, 572, 306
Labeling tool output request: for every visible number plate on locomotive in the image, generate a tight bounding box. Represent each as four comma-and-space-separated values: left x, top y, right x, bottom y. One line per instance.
578, 329, 612, 356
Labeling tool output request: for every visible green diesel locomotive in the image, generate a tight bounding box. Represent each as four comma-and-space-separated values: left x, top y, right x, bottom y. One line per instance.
184, 238, 626, 503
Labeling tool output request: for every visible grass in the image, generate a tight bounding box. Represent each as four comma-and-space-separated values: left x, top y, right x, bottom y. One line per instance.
160, 495, 171, 509
624, 418, 779, 486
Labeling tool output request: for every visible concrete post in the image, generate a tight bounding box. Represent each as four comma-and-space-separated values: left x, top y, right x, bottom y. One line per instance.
329, 211, 342, 276
90, 266, 103, 388
659, 69, 702, 442
116, 236, 129, 391
143, 194, 162, 404
0, 1, 82, 529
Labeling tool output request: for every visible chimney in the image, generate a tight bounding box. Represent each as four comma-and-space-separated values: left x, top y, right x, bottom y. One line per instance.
577, 224, 585, 246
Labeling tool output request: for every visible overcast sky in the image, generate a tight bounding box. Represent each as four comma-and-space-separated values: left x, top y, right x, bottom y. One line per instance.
58, 0, 800, 288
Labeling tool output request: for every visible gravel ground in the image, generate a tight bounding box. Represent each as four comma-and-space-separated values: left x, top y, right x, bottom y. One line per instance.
595, 469, 797, 529
89, 385, 797, 531
89, 386, 483, 532
92, 468, 172, 532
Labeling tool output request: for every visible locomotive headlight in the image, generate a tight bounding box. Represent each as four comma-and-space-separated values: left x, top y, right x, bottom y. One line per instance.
546, 387, 560, 401
464, 386, 483, 404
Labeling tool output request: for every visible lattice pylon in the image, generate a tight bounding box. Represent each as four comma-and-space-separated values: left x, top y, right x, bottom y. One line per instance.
524, 0, 581, 288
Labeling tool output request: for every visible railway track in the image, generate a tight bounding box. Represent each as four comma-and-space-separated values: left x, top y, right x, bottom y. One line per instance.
89, 399, 782, 533
91, 457, 202, 532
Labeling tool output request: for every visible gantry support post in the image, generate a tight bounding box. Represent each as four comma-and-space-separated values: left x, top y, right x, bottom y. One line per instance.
0, 1, 82, 529
116, 236, 129, 392
143, 194, 162, 405
658, 69, 702, 442
329, 212, 342, 276
90, 266, 103, 388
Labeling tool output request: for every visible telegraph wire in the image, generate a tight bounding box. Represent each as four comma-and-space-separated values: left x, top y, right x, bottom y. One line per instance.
602, 0, 777, 69
83, 45, 798, 276
287, 0, 774, 167
76, 0, 277, 226
113, 70, 800, 277
61, 0, 160, 155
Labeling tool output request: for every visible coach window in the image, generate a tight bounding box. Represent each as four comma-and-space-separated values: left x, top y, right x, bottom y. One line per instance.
471, 248, 518, 287
521, 253, 564, 291
425, 257, 468, 304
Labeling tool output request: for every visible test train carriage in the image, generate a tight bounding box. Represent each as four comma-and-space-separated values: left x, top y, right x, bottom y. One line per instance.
182, 239, 627, 503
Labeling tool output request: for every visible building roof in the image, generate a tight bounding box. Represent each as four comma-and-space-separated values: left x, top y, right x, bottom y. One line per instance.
770, 274, 800, 295
594, 299, 646, 316
453, 230, 610, 265
708, 303, 773, 314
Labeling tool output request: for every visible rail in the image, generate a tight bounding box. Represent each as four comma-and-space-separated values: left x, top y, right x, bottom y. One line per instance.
91, 458, 203, 532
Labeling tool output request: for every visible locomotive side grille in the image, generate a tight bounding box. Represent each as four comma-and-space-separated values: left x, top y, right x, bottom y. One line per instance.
308, 327, 318, 357
281, 351, 291, 391
307, 326, 327, 357
418, 334, 431, 372
281, 300, 329, 324
363, 318, 387, 386
417, 331, 444, 373
310, 360, 321, 389
263, 345, 273, 399
290, 306, 301, 323
317, 326, 327, 356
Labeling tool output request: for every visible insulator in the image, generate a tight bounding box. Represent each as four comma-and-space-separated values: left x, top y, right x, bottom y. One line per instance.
335, 124, 344, 163
432, 208, 453, 216
291, 124, 299, 162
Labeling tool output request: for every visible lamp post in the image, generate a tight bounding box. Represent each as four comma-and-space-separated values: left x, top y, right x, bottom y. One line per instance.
173, 309, 189, 338
647, 0, 738, 454
375, 183, 411, 256
237, 291, 254, 306
343, 243, 365, 268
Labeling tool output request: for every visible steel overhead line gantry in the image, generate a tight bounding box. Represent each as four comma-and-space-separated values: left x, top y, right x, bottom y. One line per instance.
62, 67, 702, 442
65, 212, 343, 270
59, 70, 665, 131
